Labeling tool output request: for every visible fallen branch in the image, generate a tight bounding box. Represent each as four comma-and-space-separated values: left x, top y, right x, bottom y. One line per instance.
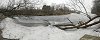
61, 20, 100, 30
81, 20, 100, 28
77, 16, 100, 27
54, 16, 100, 30
53, 24, 75, 26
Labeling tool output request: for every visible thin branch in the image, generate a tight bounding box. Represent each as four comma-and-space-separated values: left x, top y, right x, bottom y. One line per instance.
70, 0, 82, 11
78, 0, 91, 19
67, 18, 74, 25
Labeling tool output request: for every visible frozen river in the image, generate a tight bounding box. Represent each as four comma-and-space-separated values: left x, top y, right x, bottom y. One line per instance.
13, 13, 90, 27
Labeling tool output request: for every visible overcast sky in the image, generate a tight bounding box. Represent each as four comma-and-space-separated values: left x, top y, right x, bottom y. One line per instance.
0, 0, 94, 12
44, 0, 94, 12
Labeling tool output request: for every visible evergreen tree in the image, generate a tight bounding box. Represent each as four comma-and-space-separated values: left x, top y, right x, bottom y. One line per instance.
92, 0, 100, 15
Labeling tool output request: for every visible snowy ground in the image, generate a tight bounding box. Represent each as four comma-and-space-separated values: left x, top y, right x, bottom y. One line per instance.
0, 13, 100, 40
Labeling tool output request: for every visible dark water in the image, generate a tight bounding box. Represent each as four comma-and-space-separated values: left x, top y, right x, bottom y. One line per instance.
14, 19, 49, 27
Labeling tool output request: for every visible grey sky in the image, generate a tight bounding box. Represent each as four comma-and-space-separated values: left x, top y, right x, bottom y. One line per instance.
0, 0, 94, 12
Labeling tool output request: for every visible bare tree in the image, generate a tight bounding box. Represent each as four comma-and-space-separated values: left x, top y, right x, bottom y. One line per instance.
6, 0, 15, 9
52, 0, 100, 30
6, 0, 43, 10
69, 0, 91, 19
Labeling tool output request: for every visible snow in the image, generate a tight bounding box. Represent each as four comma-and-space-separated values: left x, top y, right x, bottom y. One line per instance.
0, 18, 69, 40
0, 13, 100, 40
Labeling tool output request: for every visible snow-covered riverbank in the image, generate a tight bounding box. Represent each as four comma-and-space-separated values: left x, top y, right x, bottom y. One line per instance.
1, 17, 100, 40
0, 13, 99, 40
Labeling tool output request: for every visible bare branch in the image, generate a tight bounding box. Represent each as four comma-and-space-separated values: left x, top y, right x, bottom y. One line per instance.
78, 0, 91, 19
70, 0, 82, 11
67, 18, 74, 25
